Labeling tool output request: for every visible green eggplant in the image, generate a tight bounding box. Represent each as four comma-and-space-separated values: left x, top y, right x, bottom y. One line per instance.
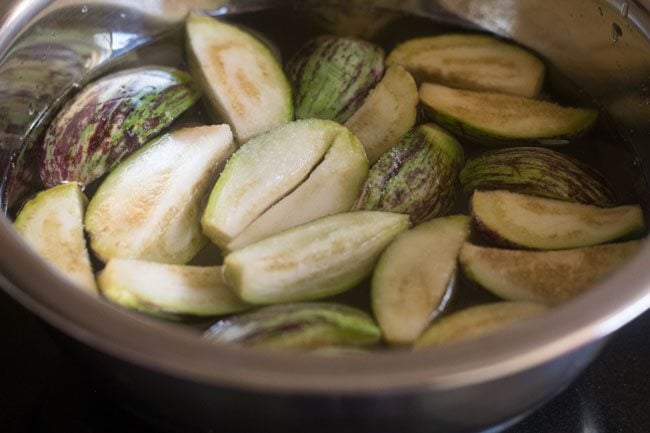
420, 83, 597, 147
355, 124, 465, 224
287, 35, 384, 123
204, 303, 381, 350
460, 147, 616, 207
388, 34, 545, 98
39, 66, 201, 188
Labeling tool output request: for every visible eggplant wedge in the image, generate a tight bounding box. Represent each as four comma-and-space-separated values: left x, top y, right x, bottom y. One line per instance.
86, 125, 235, 264
355, 124, 464, 224
224, 212, 409, 305
372, 215, 470, 345
202, 119, 368, 249
471, 190, 644, 249
460, 147, 616, 207
459, 241, 642, 305
420, 83, 597, 146
204, 303, 381, 350
14, 183, 97, 294
227, 125, 368, 251
186, 14, 293, 143
287, 35, 384, 124
40, 66, 201, 188
98, 259, 249, 319
344, 65, 418, 164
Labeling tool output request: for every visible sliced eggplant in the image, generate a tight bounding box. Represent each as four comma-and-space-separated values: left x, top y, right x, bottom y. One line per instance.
355, 124, 465, 224
202, 119, 364, 249
204, 303, 381, 350
86, 125, 235, 264
387, 34, 545, 98
471, 190, 645, 250
224, 212, 410, 305
227, 127, 368, 251
344, 65, 418, 164
414, 302, 547, 348
372, 215, 470, 345
186, 14, 293, 143
459, 241, 642, 305
14, 183, 96, 294
40, 66, 201, 188
460, 147, 616, 207
98, 259, 249, 319
420, 83, 598, 146
287, 35, 384, 123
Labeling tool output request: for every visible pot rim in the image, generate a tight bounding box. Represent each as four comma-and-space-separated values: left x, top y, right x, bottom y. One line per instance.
2, 215, 649, 394
1, 0, 650, 395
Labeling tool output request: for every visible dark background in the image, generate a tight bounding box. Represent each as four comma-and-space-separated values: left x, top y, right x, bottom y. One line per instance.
1, 288, 649, 433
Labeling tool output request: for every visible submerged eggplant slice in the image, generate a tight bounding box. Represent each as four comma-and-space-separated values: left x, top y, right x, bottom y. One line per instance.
460, 147, 616, 207
227, 126, 368, 251
204, 303, 381, 350
471, 190, 645, 250
415, 302, 547, 348
372, 215, 470, 345
387, 34, 545, 98
202, 119, 368, 249
420, 83, 597, 146
344, 65, 418, 164
224, 212, 410, 305
98, 259, 249, 319
40, 66, 201, 188
355, 124, 465, 224
85, 125, 235, 264
186, 14, 293, 143
14, 183, 97, 294
459, 241, 643, 305
287, 35, 385, 124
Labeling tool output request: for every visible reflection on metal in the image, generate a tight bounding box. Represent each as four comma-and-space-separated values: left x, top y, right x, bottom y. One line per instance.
0, 3, 179, 209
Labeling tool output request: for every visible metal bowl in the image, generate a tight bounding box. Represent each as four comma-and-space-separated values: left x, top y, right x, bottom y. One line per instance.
1, 1, 649, 431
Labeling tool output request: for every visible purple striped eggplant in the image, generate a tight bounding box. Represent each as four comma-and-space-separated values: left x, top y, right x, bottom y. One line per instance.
39, 66, 201, 188
460, 147, 616, 207
204, 303, 381, 350
355, 124, 465, 224
286, 35, 384, 124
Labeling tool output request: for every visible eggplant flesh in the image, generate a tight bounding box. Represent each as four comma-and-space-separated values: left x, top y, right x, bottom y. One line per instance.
471, 190, 644, 250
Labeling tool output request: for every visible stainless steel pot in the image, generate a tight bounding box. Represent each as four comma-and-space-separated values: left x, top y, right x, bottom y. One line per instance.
1, 1, 649, 431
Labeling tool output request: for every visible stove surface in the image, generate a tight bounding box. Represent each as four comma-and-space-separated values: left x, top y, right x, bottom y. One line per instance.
2, 288, 649, 433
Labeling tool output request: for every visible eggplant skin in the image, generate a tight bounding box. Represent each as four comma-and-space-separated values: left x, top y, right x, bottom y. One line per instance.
39, 66, 201, 188
355, 124, 465, 224
461, 147, 616, 207
287, 35, 384, 124
204, 303, 381, 350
